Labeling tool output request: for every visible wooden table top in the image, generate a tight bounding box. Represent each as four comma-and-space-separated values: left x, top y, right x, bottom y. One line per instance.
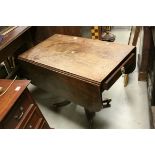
0, 80, 30, 122
18, 34, 135, 84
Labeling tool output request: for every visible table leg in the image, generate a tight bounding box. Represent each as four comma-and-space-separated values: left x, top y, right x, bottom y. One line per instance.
84, 108, 95, 129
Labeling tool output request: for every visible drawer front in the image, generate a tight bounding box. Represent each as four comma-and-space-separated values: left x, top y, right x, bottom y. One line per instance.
40, 121, 51, 129
103, 52, 136, 90
3, 91, 33, 129
23, 107, 42, 129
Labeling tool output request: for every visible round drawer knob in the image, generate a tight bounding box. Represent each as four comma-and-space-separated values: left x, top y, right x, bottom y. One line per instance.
29, 125, 32, 129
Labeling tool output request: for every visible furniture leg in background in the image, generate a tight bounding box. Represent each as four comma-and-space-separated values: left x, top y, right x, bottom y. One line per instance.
84, 108, 95, 129
0, 27, 33, 79
137, 27, 151, 81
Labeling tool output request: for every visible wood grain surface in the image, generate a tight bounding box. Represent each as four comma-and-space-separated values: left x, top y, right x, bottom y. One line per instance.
18, 61, 103, 111
18, 34, 136, 112
0, 80, 30, 121
18, 34, 136, 84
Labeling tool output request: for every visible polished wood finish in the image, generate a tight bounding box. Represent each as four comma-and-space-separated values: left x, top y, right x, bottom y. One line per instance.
0, 79, 50, 129
0, 80, 30, 121
0, 26, 17, 35
0, 26, 31, 63
18, 34, 136, 113
19, 34, 136, 84
18, 61, 102, 112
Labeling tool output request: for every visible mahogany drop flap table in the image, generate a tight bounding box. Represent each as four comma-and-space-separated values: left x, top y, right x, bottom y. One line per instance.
18, 34, 136, 127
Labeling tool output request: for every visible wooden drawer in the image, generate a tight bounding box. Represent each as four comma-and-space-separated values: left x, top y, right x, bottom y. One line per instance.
19, 107, 43, 129
3, 91, 34, 129
0, 80, 52, 129
103, 52, 136, 90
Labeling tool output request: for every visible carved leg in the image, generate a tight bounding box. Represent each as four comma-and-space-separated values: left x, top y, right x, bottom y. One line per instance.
84, 108, 95, 129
